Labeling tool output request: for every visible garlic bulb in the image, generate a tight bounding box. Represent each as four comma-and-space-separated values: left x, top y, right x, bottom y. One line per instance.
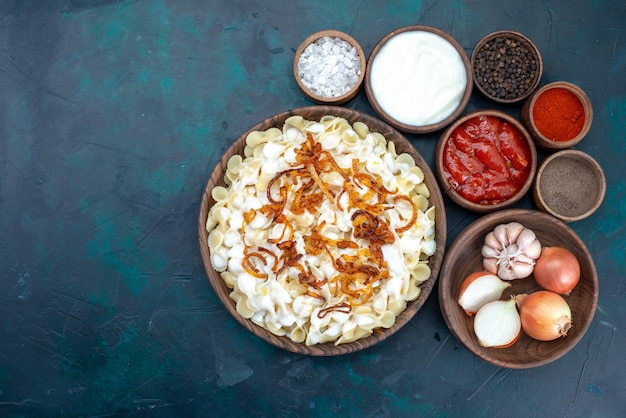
481, 222, 541, 281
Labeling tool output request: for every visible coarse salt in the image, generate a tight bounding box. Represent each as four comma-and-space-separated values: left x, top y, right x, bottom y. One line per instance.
297, 36, 362, 98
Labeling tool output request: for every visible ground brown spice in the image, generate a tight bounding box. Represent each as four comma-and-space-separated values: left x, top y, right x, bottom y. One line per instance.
539, 156, 600, 217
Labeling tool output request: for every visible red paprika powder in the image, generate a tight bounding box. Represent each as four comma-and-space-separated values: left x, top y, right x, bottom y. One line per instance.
532, 87, 585, 142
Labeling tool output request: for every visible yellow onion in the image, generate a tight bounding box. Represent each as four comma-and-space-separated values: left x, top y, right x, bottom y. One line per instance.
517, 291, 572, 341
534, 247, 580, 295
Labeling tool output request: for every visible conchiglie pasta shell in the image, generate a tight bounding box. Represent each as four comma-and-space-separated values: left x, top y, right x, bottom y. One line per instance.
319, 133, 341, 149
320, 115, 349, 131
403, 251, 421, 269
234, 294, 257, 319
341, 128, 360, 145
425, 205, 436, 221
289, 325, 307, 343
206, 209, 218, 232
211, 186, 229, 203
396, 153, 416, 167
410, 263, 431, 284
226, 154, 243, 173
220, 271, 237, 288
283, 115, 306, 131
412, 194, 429, 212
409, 165, 424, 182
383, 140, 397, 158
210, 251, 228, 272
414, 182, 430, 198
379, 310, 396, 328
336, 327, 372, 345
405, 277, 422, 302
304, 122, 325, 134
356, 313, 380, 330
352, 121, 370, 139
265, 320, 286, 337
388, 298, 407, 316
246, 127, 282, 148
208, 229, 224, 250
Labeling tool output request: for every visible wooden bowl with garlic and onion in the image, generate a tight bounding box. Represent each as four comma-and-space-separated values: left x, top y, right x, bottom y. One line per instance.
438, 208, 598, 368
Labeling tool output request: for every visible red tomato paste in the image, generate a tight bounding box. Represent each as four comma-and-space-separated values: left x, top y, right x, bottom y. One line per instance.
442, 115, 532, 205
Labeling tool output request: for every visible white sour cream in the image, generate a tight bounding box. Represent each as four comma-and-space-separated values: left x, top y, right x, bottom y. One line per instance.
370, 31, 467, 126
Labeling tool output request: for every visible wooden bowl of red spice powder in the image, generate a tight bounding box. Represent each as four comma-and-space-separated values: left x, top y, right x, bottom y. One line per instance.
521, 81, 593, 150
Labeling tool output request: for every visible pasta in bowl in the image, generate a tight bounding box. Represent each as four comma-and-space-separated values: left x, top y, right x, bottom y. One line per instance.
198, 106, 447, 355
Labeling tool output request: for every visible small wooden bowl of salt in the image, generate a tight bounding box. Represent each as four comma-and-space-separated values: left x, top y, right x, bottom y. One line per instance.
293, 30, 366, 105
533, 150, 606, 222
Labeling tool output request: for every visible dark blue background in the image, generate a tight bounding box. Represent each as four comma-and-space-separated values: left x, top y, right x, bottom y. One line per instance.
1, 1, 624, 416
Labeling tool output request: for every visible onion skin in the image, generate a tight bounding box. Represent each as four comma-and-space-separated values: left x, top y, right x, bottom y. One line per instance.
517, 291, 572, 341
534, 247, 580, 295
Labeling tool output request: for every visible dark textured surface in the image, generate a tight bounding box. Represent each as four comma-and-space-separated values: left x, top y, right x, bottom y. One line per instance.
1, 1, 624, 416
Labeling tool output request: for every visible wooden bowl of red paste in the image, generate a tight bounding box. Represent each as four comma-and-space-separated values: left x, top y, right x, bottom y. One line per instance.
435, 110, 537, 212
521, 81, 593, 150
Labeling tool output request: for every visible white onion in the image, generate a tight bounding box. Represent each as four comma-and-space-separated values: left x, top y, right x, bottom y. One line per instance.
473, 297, 521, 348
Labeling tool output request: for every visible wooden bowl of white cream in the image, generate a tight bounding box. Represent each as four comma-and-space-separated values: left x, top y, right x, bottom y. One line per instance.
365, 25, 473, 134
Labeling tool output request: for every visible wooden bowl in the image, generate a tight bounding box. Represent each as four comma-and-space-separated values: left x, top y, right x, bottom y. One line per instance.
198, 106, 447, 356
533, 150, 606, 222
293, 30, 366, 105
434, 109, 537, 212
365, 25, 472, 134
521, 81, 593, 150
472, 30, 543, 104
439, 208, 599, 368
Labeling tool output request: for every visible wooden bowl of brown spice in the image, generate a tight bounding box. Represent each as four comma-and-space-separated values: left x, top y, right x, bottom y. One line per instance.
533, 150, 606, 222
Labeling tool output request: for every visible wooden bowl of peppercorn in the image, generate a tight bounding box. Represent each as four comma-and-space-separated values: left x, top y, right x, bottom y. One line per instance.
521, 81, 593, 150
293, 30, 366, 105
471, 30, 543, 104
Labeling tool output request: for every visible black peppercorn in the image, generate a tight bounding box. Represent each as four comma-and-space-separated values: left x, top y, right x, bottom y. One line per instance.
473, 33, 540, 101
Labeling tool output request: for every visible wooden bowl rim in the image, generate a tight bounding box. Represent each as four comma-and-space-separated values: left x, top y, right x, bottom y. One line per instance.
471, 30, 543, 104
533, 149, 606, 222
364, 25, 473, 134
521, 81, 593, 150
198, 106, 447, 356
438, 208, 599, 368
293, 30, 367, 105
434, 109, 538, 212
